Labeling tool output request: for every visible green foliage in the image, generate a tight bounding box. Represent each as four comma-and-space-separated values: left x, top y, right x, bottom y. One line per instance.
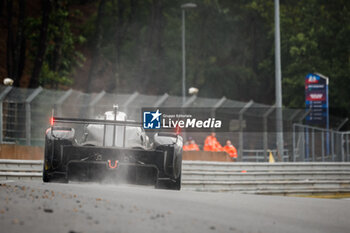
22, 0, 350, 119
39, 63, 73, 86
26, 0, 85, 88
280, 0, 350, 112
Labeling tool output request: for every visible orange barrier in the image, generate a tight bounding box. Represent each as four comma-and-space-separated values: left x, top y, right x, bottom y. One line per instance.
0, 144, 44, 160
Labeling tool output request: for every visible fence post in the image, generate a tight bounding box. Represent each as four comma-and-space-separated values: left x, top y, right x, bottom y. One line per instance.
311, 129, 315, 161
25, 87, 43, 145
331, 130, 335, 161
55, 89, 73, 116
0, 87, 13, 144
238, 100, 253, 161
263, 105, 275, 162
89, 90, 105, 117
293, 124, 296, 161
346, 133, 349, 162
321, 130, 325, 161
336, 118, 349, 131
182, 95, 196, 108
210, 96, 227, 149
289, 110, 300, 162
123, 92, 139, 107
153, 93, 169, 108
341, 133, 345, 162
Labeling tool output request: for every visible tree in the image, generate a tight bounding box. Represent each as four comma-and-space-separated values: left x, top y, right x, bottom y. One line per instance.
6, 0, 26, 86
86, 0, 107, 93
30, 0, 52, 88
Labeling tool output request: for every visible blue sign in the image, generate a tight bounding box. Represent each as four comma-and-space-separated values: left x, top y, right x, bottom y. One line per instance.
305, 73, 329, 126
143, 109, 162, 129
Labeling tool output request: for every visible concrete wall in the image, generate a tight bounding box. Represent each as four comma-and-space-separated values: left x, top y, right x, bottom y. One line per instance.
0, 144, 44, 160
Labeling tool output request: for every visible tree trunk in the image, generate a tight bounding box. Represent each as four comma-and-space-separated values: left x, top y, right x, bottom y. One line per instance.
30, 0, 52, 88
6, 0, 26, 87
108, 0, 137, 92
13, 0, 26, 86
141, 0, 162, 91
108, 0, 124, 92
86, 0, 106, 93
0, 0, 4, 17
51, 0, 64, 73
6, 0, 13, 79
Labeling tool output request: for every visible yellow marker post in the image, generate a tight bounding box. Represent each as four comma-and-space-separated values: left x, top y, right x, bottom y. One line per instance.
269, 151, 275, 163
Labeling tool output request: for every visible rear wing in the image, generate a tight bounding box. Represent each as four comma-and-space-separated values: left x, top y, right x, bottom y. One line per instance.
51, 110, 143, 147
52, 116, 142, 127
51, 105, 141, 127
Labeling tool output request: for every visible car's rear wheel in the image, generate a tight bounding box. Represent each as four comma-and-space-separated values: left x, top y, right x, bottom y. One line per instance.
156, 175, 181, 190
42, 170, 50, 182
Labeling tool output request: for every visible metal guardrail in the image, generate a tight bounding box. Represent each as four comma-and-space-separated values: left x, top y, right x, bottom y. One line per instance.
182, 161, 350, 194
0, 159, 42, 180
1, 159, 350, 194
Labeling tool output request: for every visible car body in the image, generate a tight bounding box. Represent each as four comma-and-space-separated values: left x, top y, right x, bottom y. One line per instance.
43, 108, 183, 190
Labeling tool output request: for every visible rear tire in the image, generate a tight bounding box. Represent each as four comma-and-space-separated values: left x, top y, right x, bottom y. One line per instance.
156, 175, 181, 190
42, 169, 50, 182
43, 127, 72, 184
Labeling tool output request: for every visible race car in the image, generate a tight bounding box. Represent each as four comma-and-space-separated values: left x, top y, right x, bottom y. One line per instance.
43, 106, 183, 190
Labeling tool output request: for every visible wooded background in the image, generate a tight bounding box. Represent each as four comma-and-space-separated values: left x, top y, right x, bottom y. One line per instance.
0, 0, 349, 120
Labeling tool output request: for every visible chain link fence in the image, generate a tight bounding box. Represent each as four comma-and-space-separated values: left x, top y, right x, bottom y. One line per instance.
0, 85, 348, 162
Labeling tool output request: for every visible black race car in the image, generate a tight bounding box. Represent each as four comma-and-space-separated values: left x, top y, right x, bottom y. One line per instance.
43, 107, 183, 190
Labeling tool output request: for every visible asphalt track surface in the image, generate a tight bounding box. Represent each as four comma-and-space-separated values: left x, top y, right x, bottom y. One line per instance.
0, 180, 349, 233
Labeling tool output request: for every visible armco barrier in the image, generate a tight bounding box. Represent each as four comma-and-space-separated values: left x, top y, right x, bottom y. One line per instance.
1, 159, 350, 195
0, 159, 42, 180
182, 161, 350, 194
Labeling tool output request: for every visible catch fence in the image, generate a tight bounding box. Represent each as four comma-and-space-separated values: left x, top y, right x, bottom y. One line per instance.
0, 85, 347, 162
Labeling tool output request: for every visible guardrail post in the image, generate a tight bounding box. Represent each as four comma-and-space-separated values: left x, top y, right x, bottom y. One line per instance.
25, 87, 43, 145
238, 100, 253, 161
0, 87, 13, 144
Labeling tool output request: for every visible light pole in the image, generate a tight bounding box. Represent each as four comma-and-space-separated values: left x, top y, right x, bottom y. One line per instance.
181, 3, 197, 106
274, 0, 284, 160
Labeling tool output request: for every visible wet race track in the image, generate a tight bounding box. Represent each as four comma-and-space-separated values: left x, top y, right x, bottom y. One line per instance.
0, 180, 349, 233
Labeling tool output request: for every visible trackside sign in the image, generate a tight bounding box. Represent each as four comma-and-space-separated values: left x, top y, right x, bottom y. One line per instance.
305, 73, 329, 127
